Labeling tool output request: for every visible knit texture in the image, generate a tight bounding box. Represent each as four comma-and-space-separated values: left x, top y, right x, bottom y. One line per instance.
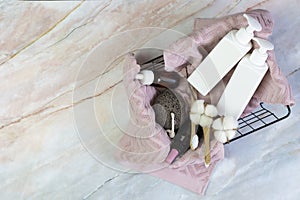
117, 9, 294, 195
118, 54, 224, 194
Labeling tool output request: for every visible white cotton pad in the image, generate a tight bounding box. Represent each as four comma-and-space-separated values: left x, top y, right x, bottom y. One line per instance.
191, 100, 205, 114
199, 115, 213, 127
190, 113, 201, 124
214, 130, 227, 143
204, 104, 218, 117
212, 117, 223, 130
225, 130, 236, 140
223, 116, 239, 130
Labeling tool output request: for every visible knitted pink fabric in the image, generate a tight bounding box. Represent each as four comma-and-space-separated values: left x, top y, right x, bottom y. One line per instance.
118, 54, 224, 194
117, 9, 294, 195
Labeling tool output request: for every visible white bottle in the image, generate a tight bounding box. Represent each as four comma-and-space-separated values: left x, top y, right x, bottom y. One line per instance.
135, 70, 180, 88
187, 14, 262, 96
217, 37, 274, 119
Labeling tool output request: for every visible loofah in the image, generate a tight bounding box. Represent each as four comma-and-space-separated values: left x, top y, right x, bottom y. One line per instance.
152, 89, 184, 130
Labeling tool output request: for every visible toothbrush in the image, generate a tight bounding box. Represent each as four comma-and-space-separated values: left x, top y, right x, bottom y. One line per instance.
190, 100, 218, 167
203, 126, 211, 167
189, 89, 200, 150
190, 122, 199, 150
202, 104, 218, 167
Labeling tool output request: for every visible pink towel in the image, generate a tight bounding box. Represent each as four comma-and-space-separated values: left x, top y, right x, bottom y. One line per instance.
164, 9, 295, 115
117, 9, 294, 195
118, 54, 224, 194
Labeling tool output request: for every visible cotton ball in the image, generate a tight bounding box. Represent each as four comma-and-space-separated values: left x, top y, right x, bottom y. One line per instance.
190, 135, 199, 150
190, 113, 201, 124
191, 100, 205, 114
199, 115, 213, 127
214, 130, 227, 143
225, 130, 236, 140
212, 117, 223, 130
223, 116, 239, 130
204, 104, 218, 117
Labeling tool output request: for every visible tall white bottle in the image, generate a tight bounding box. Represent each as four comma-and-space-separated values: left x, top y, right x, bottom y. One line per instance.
187, 14, 262, 96
217, 38, 274, 119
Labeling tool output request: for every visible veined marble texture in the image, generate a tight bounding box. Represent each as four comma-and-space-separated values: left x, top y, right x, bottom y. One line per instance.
0, 0, 300, 199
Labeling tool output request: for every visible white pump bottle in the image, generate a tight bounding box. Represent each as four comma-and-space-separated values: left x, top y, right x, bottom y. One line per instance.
188, 14, 262, 96
217, 37, 274, 119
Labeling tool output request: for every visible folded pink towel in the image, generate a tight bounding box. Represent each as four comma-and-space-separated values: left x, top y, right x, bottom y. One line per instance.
164, 9, 295, 115
117, 9, 295, 195
118, 54, 224, 194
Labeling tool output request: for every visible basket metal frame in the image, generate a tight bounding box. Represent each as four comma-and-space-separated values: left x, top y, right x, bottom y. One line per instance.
140, 55, 292, 144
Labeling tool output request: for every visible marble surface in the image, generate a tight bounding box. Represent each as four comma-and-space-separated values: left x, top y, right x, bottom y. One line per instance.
0, 0, 300, 199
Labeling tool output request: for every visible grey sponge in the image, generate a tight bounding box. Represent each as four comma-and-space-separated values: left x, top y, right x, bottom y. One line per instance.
152, 89, 184, 130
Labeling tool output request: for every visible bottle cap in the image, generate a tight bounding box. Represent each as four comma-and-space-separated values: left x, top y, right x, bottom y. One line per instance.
250, 37, 274, 66
135, 70, 154, 85
236, 14, 262, 45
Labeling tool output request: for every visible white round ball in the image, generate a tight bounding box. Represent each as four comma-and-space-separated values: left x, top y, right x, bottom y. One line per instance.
212, 117, 223, 130
190, 100, 205, 114
204, 104, 218, 117
225, 130, 236, 140
199, 115, 213, 127
190, 113, 201, 124
223, 116, 239, 130
214, 130, 227, 143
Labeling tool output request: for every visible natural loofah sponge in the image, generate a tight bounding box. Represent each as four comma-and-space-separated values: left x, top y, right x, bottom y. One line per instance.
152, 89, 184, 130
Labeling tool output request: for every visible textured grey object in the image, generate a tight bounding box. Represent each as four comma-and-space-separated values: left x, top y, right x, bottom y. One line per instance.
152, 89, 185, 130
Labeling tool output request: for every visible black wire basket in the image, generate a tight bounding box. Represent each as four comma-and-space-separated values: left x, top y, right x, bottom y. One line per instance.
140, 55, 292, 144
226, 103, 291, 144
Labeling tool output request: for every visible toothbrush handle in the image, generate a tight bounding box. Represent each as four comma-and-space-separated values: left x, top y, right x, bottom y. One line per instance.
204, 127, 211, 166
189, 122, 196, 149
191, 122, 196, 137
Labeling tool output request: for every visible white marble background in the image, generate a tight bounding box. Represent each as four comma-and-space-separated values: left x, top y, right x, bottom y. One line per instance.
0, 0, 300, 199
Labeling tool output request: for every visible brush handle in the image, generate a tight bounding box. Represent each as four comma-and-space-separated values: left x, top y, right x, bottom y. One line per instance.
204, 127, 211, 167
190, 122, 196, 150
189, 89, 197, 150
